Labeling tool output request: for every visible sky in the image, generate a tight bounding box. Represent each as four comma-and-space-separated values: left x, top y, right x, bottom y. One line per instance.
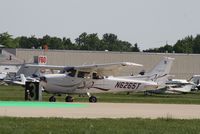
0, 0, 200, 50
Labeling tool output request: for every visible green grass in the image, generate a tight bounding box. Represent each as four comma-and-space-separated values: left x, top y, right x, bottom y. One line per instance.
1, 86, 200, 134
0, 117, 200, 134
1, 85, 200, 104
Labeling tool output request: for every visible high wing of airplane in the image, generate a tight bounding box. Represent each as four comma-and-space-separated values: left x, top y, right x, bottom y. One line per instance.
25, 61, 160, 103
25, 62, 143, 76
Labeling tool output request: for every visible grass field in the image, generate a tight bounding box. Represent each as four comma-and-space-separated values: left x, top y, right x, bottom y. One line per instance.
0, 117, 200, 134
1, 86, 200, 134
1, 85, 200, 104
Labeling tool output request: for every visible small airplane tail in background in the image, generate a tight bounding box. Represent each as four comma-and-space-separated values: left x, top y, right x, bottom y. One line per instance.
16, 63, 42, 77
188, 75, 200, 90
20, 74, 27, 85
144, 57, 175, 86
11, 74, 27, 85
3, 74, 27, 86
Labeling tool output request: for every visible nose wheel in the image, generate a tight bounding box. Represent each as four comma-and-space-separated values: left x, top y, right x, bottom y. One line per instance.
89, 96, 97, 103
49, 96, 56, 102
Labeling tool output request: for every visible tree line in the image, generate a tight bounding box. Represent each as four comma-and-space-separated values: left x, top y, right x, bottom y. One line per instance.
0, 32, 140, 52
143, 35, 200, 53
1, 32, 200, 53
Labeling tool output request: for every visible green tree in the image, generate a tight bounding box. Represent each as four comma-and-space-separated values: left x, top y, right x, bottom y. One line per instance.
131, 43, 140, 52
75, 33, 101, 50
49, 37, 63, 49
18, 36, 39, 49
39, 35, 51, 49
0, 32, 19, 48
102, 33, 118, 51
192, 35, 200, 53
62, 37, 76, 50
85, 33, 100, 50
173, 36, 193, 53
75, 32, 87, 50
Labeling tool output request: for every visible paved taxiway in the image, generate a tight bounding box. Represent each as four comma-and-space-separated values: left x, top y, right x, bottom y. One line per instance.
1, 103, 200, 119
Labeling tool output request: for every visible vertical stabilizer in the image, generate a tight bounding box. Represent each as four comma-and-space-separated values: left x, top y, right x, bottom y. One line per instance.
146, 57, 174, 86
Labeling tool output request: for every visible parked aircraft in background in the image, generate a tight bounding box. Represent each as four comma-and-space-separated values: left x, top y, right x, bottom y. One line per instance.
2, 63, 43, 86
189, 75, 200, 90
146, 75, 200, 94
0, 72, 7, 80
0, 55, 49, 85
4, 74, 39, 86
164, 79, 195, 93
164, 75, 200, 93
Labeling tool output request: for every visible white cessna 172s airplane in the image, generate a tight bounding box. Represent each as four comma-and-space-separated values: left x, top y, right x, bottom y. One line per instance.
26, 57, 174, 103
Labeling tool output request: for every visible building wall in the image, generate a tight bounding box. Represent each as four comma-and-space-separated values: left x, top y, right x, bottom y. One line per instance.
15, 49, 200, 79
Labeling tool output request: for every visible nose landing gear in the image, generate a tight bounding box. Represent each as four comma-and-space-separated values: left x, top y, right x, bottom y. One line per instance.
89, 96, 97, 103
87, 92, 97, 103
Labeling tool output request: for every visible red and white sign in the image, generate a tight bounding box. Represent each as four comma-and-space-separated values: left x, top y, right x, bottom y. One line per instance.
38, 56, 47, 65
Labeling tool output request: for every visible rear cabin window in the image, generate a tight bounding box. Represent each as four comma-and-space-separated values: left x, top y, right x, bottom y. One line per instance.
92, 73, 104, 79
78, 71, 90, 78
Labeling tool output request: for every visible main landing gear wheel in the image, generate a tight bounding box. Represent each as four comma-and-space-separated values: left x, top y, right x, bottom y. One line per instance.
49, 96, 56, 102
89, 96, 97, 103
65, 96, 73, 102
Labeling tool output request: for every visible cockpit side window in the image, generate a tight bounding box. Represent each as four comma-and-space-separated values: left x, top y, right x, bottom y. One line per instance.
68, 69, 76, 77
64, 67, 76, 77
